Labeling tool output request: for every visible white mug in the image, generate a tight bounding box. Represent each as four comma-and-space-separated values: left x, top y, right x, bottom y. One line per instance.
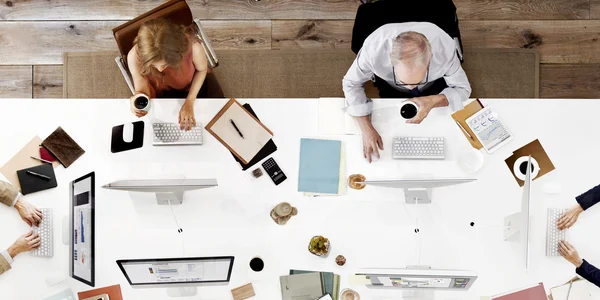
399, 100, 419, 120
132, 93, 151, 112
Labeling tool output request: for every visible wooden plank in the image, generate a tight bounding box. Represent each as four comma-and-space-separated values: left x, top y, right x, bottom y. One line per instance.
201, 20, 271, 50
33, 65, 63, 98
0, 66, 32, 98
0, 20, 271, 65
0, 0, 360, 21
592, 0, 600, 20
272, 20, 353, 49
455, 0, 589, 20
460, 21, 600, 64
540, 64, 600, 98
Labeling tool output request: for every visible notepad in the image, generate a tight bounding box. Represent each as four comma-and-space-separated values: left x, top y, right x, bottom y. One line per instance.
318, 98, 360, 135
16, 163, 57, 195
298, 139, 343, 195
551, 279, 591, 300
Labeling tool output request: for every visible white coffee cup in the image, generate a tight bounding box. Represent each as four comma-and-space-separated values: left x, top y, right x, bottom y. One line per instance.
513, 156, 540, 180
132, 93, 151, 112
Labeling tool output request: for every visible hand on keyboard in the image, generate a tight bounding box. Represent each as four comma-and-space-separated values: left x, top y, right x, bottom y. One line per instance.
559, 241, 584, 268
178, 102, 197, 131
8, 231, 40, 258
14, 198, 43, 227
557, 204, 584, 230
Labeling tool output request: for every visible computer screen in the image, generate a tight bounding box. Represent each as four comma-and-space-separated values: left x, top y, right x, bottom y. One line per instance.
70, 172, 95, 287
369, 276, 472, 289
117, 257, 234, 286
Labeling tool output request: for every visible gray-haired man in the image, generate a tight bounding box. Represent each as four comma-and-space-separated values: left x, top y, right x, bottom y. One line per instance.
343, 22, 471, 162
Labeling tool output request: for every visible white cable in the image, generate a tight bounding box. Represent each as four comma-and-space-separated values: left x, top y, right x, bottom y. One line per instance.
416, 197, 422, 266
168, 200, 185, 256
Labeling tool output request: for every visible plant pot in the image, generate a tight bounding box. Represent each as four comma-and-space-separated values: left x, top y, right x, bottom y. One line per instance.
308, 236, 330, 257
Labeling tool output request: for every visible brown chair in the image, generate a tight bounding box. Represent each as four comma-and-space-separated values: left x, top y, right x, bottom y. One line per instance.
112, 0, 219, 95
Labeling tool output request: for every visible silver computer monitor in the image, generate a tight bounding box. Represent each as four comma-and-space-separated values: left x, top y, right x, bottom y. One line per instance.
360, 178, 477, 204
69, 172, 95, 287
355, 267, 477, 299
102, 178, 218, 205
504, 156, 532, 271
117, 256, 234, 297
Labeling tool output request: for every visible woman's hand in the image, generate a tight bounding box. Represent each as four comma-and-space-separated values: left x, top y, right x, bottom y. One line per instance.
8, 231, 40, 258
14, 198, 42, 227
557, 204, 584, 230
130, 96, 148, 118
178, 101, 197, 131
559, 241, 584, 268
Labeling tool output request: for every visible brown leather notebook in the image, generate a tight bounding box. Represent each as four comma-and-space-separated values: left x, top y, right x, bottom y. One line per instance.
451, 99, 484, 150
77, 284, 123, 300
42, 127, 85, 168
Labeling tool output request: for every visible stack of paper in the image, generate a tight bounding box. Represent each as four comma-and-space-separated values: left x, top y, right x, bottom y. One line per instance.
290, 270, 341, 300
298, 139, 346, 196
280, 271, 341, 300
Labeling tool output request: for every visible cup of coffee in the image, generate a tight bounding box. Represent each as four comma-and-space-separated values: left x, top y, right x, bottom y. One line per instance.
249, 257, 264, 272
399, 100, 419, 120
132, 93, 151, 112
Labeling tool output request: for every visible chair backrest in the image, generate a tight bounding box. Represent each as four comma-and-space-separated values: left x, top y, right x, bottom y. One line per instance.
112, 0, 193, 62
351, 0, 462, 57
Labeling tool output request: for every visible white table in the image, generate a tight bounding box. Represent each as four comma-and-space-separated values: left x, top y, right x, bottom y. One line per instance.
0, 98, 598, 300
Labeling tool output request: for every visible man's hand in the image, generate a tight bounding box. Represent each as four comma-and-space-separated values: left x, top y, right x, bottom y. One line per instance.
559, 241, 584, 268
14, 198, 42, 227
178, 101, 197, 131
406, 95, 449, 124
355, 115, 383, 163
7, 231, 40, 258
130, 96, 148, 118
558, 204, 584, 230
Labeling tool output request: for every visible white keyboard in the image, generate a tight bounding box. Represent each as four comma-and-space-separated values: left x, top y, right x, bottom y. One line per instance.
32, 208, 53, 257
153, 122, 203, 146
546, 208, 567, 256
392, 137, 445, 160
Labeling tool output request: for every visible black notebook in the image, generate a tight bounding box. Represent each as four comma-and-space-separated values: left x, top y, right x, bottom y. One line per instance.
231, 104, 277, 171
17, 164, 57, 195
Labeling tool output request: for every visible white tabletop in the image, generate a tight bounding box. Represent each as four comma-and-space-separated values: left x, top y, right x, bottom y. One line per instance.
0, 98, 598, 300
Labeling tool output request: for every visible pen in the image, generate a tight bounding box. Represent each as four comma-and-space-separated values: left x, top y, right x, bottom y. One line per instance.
565, 281, 573, 300
30, 156, 52, 164
230, 119, 244, 139
455, 121, 475, 141
27, 171, 51, 180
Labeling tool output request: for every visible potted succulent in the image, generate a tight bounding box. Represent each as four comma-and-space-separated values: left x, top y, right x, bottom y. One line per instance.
308, 236, 330, 257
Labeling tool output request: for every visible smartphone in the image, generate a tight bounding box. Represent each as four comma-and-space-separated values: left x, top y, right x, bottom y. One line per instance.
82, 294, 109, 300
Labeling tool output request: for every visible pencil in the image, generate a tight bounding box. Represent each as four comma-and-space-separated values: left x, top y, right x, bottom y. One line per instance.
455, 121, 475, 141
30, 156, 52, 164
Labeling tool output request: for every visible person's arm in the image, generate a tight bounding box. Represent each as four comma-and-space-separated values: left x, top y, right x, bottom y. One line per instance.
439, 51, 471, 112
342, 49, 375, 118
577, 260, 600, 288
0, 231, 41, 276
0, 180, 19, 207
179, 42, 208, 131
576, 184, 600, 211
127, 47, 156, 118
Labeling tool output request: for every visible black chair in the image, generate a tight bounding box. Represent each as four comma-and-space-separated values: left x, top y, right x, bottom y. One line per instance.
351, 0, 464, 63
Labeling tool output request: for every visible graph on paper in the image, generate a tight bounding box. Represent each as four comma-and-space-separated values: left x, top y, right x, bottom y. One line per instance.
466, 106, 512, 153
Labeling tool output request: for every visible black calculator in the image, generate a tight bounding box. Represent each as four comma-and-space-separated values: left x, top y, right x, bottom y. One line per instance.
262, 157, 287, 185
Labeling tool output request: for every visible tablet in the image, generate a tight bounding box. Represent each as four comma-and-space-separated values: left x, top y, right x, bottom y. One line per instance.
465, 107, 512, 153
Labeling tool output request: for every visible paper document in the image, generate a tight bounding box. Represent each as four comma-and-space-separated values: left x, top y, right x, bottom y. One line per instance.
206, 98, 273, 164
551, 280, 591, 300
318, 98, 360, 135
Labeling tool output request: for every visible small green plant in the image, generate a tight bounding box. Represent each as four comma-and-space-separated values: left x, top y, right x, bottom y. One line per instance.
309, 236, 329, 253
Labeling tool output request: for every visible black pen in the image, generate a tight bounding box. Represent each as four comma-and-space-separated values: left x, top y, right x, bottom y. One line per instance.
27, 171, 51, 180
230, 119, 244, 139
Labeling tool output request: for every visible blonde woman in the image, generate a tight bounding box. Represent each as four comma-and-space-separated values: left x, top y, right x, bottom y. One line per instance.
127, 18, 209, 130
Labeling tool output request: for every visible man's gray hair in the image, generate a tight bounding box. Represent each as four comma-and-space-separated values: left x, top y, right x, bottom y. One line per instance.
390, 31, 432, 67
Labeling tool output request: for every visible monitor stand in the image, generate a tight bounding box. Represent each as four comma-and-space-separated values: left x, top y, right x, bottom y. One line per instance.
401, 290, 434, 300
404, 188, 432, 204
503, 212, 521, 241
156, 192, 184, 205
167, 287, 197, 297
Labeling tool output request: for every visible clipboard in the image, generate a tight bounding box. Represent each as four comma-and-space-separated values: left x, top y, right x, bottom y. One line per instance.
451, 99, 484, 150
205, 98, 273, 164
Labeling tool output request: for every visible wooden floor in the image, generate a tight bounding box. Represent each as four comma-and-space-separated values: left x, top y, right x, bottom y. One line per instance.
2, 0, 600, 98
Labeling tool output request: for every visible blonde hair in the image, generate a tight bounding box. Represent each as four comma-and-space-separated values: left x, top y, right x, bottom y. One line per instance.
390, 31, 432, 67
134, 18, 194, 78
